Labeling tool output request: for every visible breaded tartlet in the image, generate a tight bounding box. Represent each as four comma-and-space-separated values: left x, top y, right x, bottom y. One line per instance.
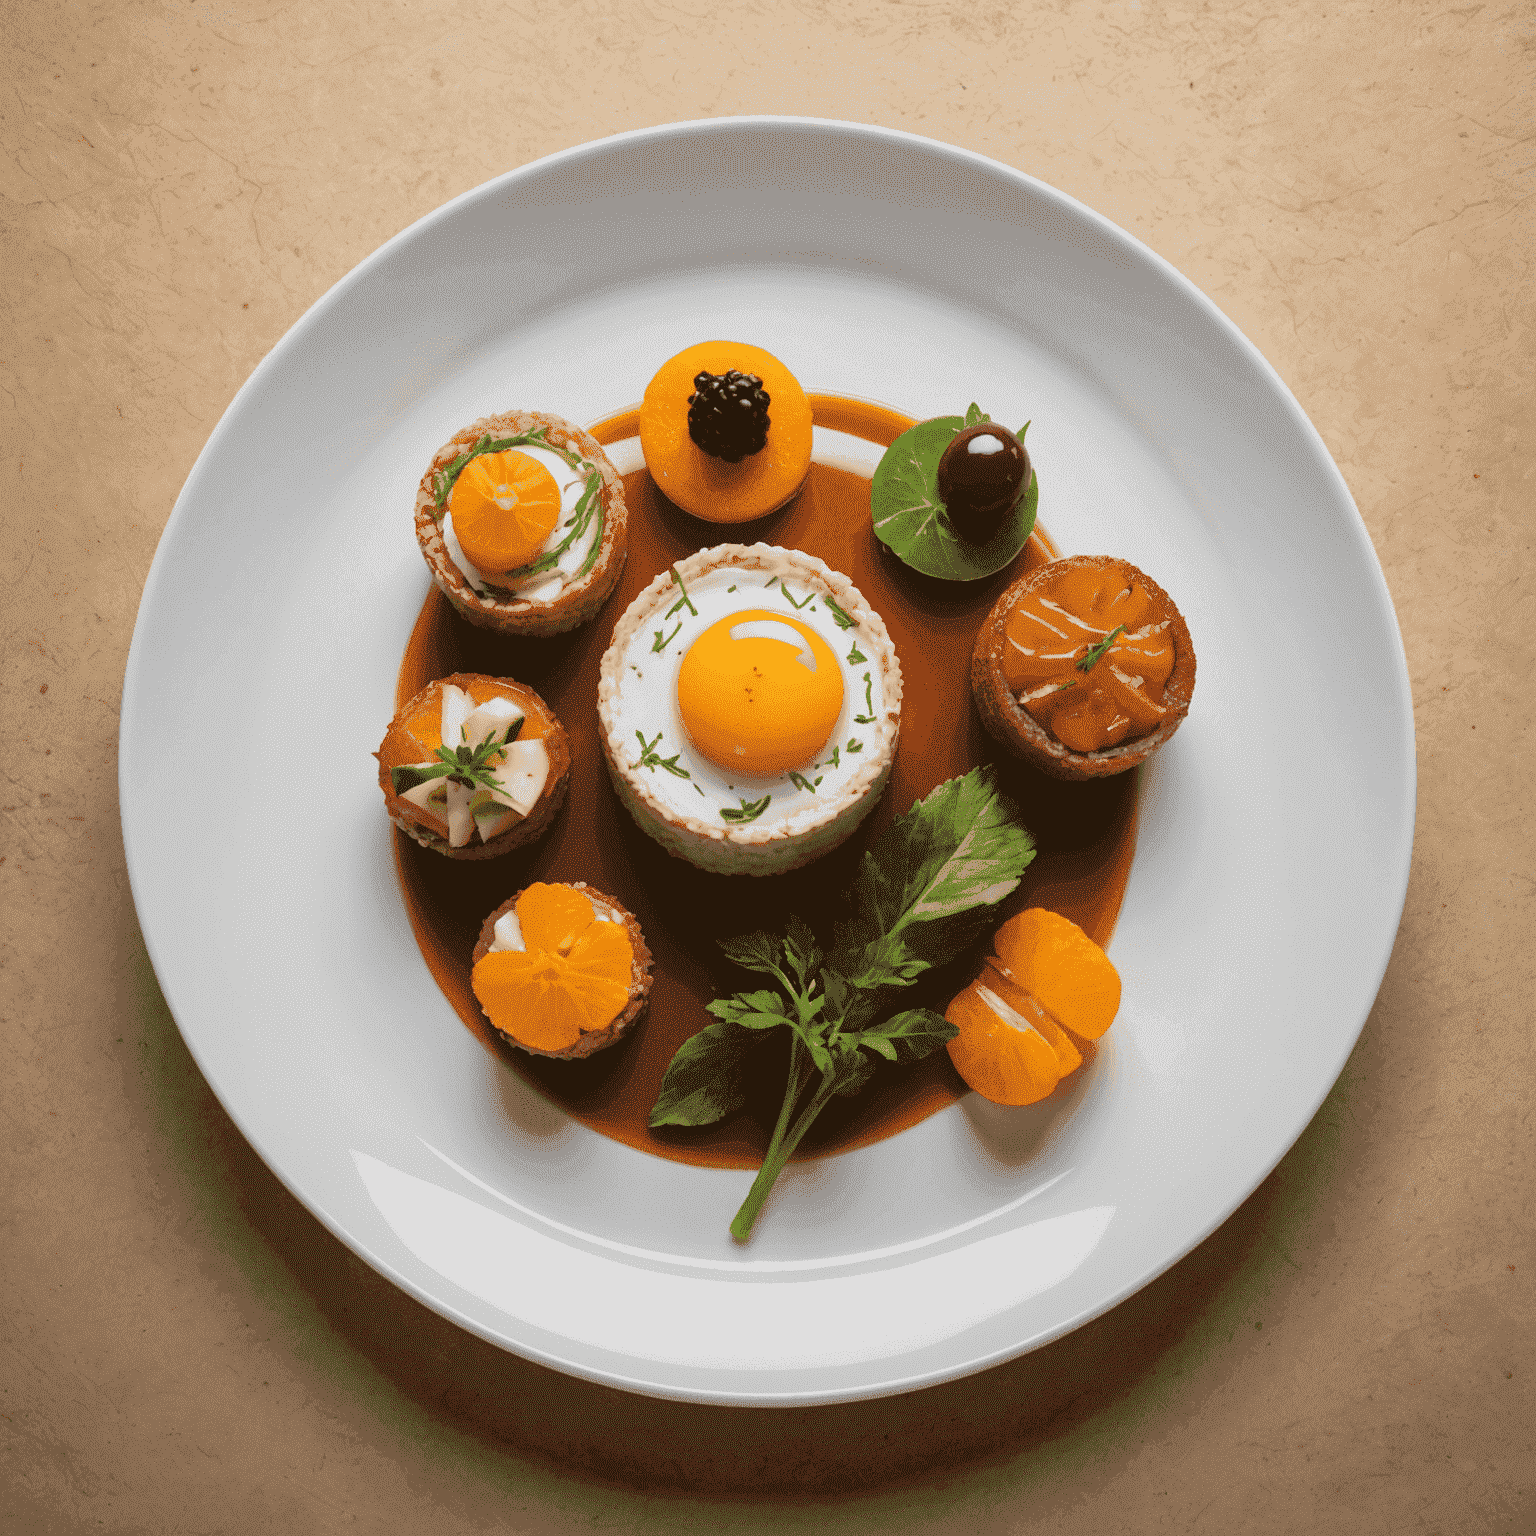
376, 673, 571, 857
597, 545, 902, 876
414, 410, 627, 637
471, 882, 653, 1060
972, 554, 1195, 780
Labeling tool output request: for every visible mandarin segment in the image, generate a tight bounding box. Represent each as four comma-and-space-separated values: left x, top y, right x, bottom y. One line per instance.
981, 960, 1084, 1076
945, 979, 1064, 1106
472, 951, 584, 1054
994, 908, 1122, 1041
516, 882, 597, 958
944, 907, 1122, 1106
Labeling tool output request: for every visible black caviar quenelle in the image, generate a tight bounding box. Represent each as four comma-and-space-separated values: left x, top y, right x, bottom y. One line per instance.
687, 370, 772, 463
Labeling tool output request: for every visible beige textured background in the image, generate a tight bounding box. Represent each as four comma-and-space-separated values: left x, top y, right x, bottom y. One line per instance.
3, 0, 1532, 1530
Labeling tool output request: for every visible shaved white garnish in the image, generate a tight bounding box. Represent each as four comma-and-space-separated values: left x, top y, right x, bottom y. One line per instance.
727, 619, 819, 671
967, 433, 1006, 455
489, 738, 550, 815
470, 790, 517, 843
445, 779, 476, 848
462, 695, 523, 745
440, 684, 473, 748
490, 910, 525, 953
401, 778, 448, 816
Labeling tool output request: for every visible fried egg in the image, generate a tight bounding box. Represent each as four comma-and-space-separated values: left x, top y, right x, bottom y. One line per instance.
597, 545, 903, 876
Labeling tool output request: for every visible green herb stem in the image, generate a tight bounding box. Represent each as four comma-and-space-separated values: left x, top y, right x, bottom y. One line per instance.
729, 1040, 829, 1242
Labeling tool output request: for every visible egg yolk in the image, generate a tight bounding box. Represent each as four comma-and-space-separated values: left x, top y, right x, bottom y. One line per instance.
449, 450, 562, 575
676, 609, 844, 776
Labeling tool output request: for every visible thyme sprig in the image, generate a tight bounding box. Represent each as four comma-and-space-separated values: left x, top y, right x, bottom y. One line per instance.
389, 718, 524, 797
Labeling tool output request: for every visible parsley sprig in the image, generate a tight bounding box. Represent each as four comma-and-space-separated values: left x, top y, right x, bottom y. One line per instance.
650, 767, 1036, 1240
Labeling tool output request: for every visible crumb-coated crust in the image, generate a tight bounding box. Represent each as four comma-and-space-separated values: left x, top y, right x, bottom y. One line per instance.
596, 544, 902, 876
376, 672, 571, 859
972, 555, 1196, 780
471, 883, 653, 1060
414, 410, 628, 637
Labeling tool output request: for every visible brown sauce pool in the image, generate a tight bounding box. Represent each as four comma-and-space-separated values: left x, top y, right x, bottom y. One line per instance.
393, 395, 1140, 1169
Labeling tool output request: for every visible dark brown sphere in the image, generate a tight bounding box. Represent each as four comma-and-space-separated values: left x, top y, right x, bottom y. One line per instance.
937, 424, 1031, 541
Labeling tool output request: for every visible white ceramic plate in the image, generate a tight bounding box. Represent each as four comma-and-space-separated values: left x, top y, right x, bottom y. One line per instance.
120, 119, 1414, 1405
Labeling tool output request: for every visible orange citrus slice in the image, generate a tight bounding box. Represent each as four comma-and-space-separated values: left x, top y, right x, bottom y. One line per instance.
449, 450, 562, 575
471, 884, 634, 1054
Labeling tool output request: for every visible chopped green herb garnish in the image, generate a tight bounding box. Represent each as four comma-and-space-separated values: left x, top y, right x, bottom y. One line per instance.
779, 581, 813, 611
668, 565, 699, 617
846, 641, 867, 665
853, 671, 876, 725
846, 737, 863, 753
1056, 679, 1077, 691
788, 771, 817, 795
652, 621, 682, 652
650, 768, 1036, 1240
829, 746, 840, 769
720, 794, 771, 823
1077, 624, 1127, 672
634, 729, 690, 779
824, 595, 855, 630
727, 584, 737, 593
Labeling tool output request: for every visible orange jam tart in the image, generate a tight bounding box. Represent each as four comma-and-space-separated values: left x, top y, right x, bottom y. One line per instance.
972, 555, 1195, 780
1002, 562, 1176, 753
470, 882, 653, 1060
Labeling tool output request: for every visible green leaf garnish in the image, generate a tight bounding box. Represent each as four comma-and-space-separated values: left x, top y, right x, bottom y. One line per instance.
846, 737, 863, 753
652, 621, 682, 652
1077, 624, 1127, 672
634, 729, 691, 779
846, 641, 867, 665
869, 413, 1037, 581
829, 765, 1036, 1006
787, 771, 816, 795
778, 580, 813, 611
648, 1019, 763, 1127
720, 794, 771, 824
650, 766, 1033, 1239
